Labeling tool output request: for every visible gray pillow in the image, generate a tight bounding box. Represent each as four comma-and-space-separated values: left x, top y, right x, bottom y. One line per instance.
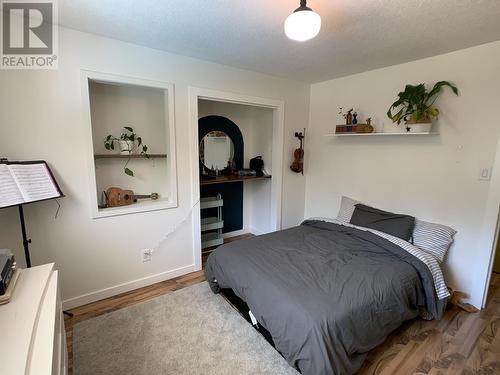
350, 204, 415, 241
412, 219, 456, 262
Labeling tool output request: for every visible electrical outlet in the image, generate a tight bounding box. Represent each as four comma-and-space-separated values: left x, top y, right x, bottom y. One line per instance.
141, 249, 152, 262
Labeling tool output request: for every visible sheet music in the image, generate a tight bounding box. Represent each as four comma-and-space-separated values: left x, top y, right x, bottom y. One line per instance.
0, 164, 24, 207
8, 163, 60, 203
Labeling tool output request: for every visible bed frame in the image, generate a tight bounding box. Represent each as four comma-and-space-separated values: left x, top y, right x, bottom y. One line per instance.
220, 287, 303, 373
220, 288, 276, 345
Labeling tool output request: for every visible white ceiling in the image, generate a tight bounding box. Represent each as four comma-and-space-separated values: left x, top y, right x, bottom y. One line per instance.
59, 0, 500, 83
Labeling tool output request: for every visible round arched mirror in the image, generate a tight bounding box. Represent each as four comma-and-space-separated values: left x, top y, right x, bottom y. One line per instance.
200, 131, 235, 170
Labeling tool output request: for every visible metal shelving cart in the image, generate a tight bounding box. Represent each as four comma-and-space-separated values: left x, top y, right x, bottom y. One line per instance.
200, 194, 224, 250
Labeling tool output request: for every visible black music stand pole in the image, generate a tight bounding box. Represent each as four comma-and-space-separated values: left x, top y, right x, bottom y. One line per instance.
17, 204, 73, 317
18, 205, 32, 268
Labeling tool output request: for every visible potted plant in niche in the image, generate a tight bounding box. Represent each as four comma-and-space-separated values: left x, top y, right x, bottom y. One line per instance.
104, 126, 150, 176
387, 81, 458, 132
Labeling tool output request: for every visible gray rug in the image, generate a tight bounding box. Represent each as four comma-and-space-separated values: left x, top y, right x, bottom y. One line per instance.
73, 282, 299, 375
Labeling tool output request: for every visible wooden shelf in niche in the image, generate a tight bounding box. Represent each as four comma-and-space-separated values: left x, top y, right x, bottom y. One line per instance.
94, 154, 167, 159
97, 197, 170, 212
200, 175, 271, 186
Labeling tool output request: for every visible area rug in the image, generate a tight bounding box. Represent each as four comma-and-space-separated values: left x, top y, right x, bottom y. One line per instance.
73, 282, 299, 375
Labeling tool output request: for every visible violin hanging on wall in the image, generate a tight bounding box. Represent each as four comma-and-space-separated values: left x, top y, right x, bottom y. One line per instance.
290, 129, 305, 175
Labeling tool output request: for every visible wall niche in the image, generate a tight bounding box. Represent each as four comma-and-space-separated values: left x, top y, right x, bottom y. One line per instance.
82, 71, 177, 218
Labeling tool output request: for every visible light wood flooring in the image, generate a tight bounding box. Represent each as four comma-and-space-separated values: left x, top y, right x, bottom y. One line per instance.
358, 272, 500, 374
64, 239, 500, 374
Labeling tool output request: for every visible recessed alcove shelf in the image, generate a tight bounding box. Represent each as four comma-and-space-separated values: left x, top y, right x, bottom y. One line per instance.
81, 71, 177, 218
94, 154, 167, 159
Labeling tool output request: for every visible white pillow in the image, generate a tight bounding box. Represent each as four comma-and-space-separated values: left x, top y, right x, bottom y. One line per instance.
336, 196, 361, 223
412, 219, 457, 262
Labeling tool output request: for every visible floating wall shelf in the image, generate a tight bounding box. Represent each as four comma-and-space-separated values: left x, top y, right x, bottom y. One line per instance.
326, 132, 439, 137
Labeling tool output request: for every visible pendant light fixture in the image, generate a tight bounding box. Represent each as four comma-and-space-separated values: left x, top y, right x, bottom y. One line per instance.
284, 0, 322, 42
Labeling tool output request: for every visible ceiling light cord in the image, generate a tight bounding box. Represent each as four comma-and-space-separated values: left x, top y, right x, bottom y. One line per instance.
296, 0, 311, 12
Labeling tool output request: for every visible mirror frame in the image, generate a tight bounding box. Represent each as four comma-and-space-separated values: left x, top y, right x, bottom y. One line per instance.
199, 131, 235, 171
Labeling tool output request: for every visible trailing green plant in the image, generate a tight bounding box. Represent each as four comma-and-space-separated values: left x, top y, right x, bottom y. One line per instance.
104, 126, 150, 177
387, 81, 458, 124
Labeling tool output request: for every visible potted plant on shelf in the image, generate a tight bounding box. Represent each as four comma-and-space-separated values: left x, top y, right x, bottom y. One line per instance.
387, 81, 458, 132
104, 127, 150, 176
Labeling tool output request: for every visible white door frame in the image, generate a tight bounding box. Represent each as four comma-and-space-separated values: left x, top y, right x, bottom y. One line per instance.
478, 135, 500, 308
188, 87, 285, 271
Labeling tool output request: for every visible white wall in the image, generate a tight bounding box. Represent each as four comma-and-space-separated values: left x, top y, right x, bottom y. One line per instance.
0, 27, 310, 307
198, 100, 274, 234
305, 41, 500, 308
247, 107, 274, 234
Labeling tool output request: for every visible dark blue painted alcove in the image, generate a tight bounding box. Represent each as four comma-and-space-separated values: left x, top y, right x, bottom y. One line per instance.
199, 115, 244, 233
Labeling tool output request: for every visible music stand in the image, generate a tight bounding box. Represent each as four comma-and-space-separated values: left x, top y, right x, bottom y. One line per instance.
0, 159, 64, 268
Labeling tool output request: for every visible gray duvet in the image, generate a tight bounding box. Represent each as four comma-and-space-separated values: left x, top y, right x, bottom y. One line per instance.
205, 220, 446, 375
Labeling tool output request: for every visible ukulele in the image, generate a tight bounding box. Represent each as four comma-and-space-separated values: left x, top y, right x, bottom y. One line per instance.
290, 130, 305, 174
105, 187, 159, 207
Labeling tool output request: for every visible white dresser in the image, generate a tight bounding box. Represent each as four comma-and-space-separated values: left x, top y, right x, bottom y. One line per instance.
0, 263, 68, 375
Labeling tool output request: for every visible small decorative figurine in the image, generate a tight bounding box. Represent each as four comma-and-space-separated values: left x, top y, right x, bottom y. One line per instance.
338, 107, 354, 125
338, 107, 345, 123
366, 117, 371, 125
346, 109, 353, 125
352, 112, 358, 124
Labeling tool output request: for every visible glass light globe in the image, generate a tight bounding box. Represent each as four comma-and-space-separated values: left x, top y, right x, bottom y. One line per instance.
284, 9, 321, 42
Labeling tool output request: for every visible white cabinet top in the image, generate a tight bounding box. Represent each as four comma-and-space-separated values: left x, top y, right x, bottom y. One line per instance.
0, 263, 56, 375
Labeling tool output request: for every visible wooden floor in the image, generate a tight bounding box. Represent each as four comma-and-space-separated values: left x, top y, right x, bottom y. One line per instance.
65, 246, 500, 375
358, 272, 500, 375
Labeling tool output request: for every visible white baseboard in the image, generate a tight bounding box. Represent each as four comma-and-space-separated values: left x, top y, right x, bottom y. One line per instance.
222, 227, 268, 239
248, 226, 267, 236
223, 229, 250, 239
62, 264, 197, 310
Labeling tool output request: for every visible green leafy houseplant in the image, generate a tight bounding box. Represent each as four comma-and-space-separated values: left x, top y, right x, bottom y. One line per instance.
387, 81, 458, 125
104, 127, 150, 177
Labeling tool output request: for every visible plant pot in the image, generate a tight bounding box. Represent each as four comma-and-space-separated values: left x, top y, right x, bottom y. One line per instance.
404, 122, 432, 133
119, 140, 134, 154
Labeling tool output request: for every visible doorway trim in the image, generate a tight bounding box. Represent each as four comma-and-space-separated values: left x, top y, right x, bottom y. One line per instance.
478, 135, 500, 308
188, 87, 285, 271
